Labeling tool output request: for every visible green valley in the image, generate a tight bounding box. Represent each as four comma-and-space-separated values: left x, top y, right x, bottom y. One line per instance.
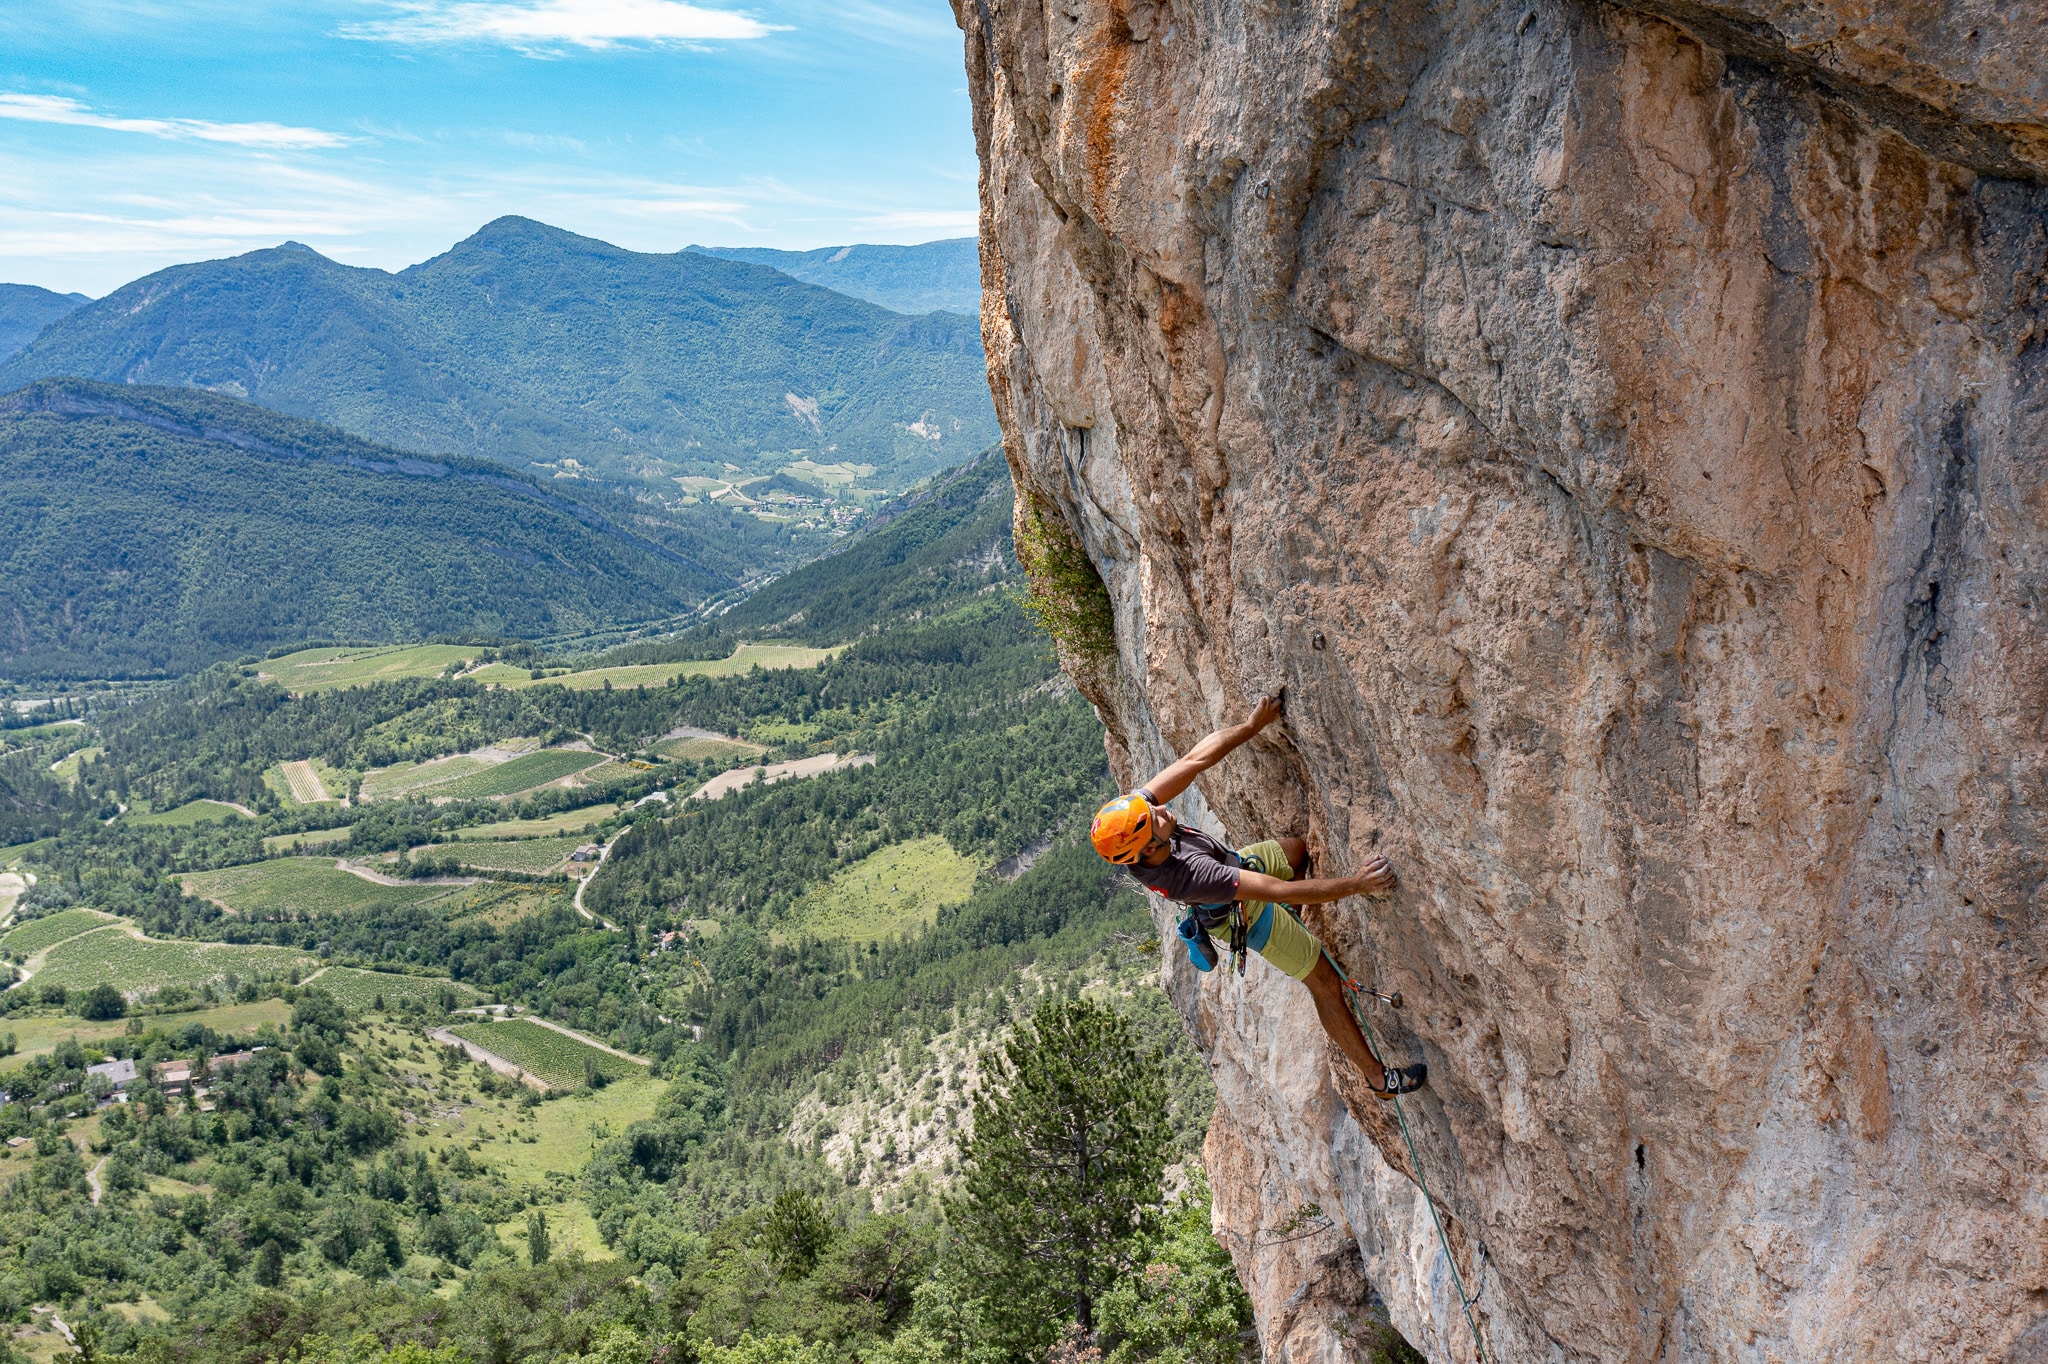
0, 447, 1254, 1364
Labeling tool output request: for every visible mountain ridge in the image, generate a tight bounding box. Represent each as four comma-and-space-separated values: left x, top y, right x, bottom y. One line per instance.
0, 218, 997, 488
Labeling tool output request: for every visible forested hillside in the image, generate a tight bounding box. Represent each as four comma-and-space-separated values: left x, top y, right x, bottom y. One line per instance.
689, 241, 980, 316
0, 219, 997, 487
0, 380, 813, 679
0, 283, 88, 361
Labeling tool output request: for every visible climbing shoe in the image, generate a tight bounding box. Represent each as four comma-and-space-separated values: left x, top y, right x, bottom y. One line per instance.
1373, 1063, 1427, 1099
1177, 916, 1217, 972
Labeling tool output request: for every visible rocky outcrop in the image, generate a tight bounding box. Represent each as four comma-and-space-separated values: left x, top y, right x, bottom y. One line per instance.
956, 0, 2048, 1358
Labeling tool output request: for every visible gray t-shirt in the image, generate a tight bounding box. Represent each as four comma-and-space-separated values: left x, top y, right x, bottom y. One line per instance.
1126, 798, 1239, 911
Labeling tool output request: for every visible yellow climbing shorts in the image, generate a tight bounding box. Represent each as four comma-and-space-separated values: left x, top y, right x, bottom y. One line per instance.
1237, 840, 1321, 981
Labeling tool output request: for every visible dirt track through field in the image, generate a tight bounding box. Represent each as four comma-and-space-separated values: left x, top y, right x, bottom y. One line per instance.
281, 761, 329, 803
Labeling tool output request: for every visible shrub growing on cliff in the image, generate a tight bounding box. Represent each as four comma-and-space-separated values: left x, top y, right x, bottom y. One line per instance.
1015, 493, 1117, 666
951, 997, 1172, 1355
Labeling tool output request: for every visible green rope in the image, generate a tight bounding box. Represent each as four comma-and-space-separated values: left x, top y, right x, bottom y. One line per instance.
1323, 946, 1488, 1364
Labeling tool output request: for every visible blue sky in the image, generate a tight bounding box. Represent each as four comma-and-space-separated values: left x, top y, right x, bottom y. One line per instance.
0, 0, 980, 296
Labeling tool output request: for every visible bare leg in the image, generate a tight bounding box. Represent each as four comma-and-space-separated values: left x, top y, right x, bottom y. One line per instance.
1276, 835, 1311, 879
1301, 952, 1387, 1092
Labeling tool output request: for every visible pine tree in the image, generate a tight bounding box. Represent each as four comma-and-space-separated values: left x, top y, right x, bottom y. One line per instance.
528, 1209, 552, 1266
253, 1239, 284, 1288
950, 997, 1172, 1356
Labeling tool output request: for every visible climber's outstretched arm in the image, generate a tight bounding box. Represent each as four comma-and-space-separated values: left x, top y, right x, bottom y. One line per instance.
1238, 855, 1394, 905
1142, 693, 1284, 804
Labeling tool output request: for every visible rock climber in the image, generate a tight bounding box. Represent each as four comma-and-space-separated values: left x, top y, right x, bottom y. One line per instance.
1090, 693, 1427, 1098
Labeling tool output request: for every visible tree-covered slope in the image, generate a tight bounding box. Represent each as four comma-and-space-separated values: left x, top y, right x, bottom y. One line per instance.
0, 283, 89, 361
689, 239, 981, 316
0, 379, 798, 679
579, 448, 1019, 673
0, 219, 996, 486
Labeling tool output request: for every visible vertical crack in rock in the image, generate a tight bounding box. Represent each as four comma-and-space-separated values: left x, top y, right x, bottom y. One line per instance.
956, 0, 2048, 1357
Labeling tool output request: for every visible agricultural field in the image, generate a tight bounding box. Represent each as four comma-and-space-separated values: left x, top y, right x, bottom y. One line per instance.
31, 926, 317, 995
360, 752, 494, 801
429, 749, 606, 799
430, 834, 586, 875
466, 643, 838, 692
451, 808, 615, 840
777, 835, 982, 945
361, 746, 600, 802
448, 883, 575, 927
262, 827, 351, 855
181, 858, 466, 917
306, 966, 474, 1012
128, 798, 250, 827
654, 733, 764, 764
447, 1017, 646, 1089
1, 908, 119, 958
278, 759, 341, 804
256, 644, 480, 693
782, 458, 875, 490
0, 998, 290, 1074
562, 760, 645, 790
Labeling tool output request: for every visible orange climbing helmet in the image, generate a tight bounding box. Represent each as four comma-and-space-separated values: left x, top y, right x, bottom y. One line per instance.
1091, 792, 1155, 864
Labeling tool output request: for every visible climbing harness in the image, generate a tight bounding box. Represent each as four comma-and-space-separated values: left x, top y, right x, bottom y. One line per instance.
1325, 946, 1490, 1364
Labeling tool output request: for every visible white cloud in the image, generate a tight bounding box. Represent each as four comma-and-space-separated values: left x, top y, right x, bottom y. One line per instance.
341, 0, 779, 50
860, 208, 978, 232
0, 93, 352, 149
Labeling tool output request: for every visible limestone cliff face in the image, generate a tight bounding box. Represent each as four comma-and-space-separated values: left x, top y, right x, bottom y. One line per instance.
955, 1, 2048, 1359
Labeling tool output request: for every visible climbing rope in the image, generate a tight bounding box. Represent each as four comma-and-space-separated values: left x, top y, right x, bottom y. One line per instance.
1323, 946, 1489, 1364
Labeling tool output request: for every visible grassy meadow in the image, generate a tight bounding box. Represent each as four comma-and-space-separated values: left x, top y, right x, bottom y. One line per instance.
777, 835, 982, 945
128, 798, 250, 827
262, 827, 352, 855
